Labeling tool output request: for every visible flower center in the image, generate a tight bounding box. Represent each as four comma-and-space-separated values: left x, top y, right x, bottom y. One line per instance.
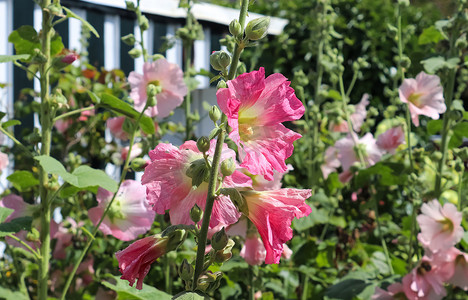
108, 198, 125, 221
148, 80, 160, 86
238, 113, 257, 141
438, 217, 454, 233
408, 92, 423, 108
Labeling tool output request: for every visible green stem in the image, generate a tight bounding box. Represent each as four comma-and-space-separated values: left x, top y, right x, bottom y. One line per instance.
373, 196, 394, 274
183, 7, 194, 140
6, 234, 41, 260
38, 1, 54, 298
249, 266, 255, 300
458, 170, 464, 211
137, 0, 148, 62
301, 275, 310, 300
345, 70, 358, 99
192, 0, 249, 289
0, 127, 34, 157
164, 255, 172, 294
60, 110, 146, 300
53, 106, 95, 122
13, 61, 40, 80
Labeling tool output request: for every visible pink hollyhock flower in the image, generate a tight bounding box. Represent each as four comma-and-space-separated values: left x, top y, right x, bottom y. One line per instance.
107, 116, 129, 141
331, 94, 369, 133
282, 244, 293, 259
402, 254, 454, 300
446, 248, 468, 291
53, 217, 83, 259
321, 146, 340, 179
74, 258, 95, 288
116, 234, 179, 289
217, 67, 304, 180
241, 188, 311, 264
142, 141, 250, 228
0, 151, 9, 171
78, 106, 95, 121
54, 119, 73, 134
128, 59, 187, 118
243, 164, 292, 191
240, 235, 266, 265
0, 194, 34, 221
399, 72, 445, 127
416, 200, 463, 253
121, 143, 143, 161
376, 126, 405, 154
89, 180, 155, 241
372, 283, 405, 300
335, 133, 383, 171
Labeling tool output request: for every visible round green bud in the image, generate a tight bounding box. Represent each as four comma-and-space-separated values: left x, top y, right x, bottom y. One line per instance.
139, 15, 149, 31
431, 151, 443, 161
190, 204, 203, 223
131, 158, 149, 172
210, 51, 231, 71
398, 0, 410, 7
196, 136, 211, 153
125, 1, 136, 10
399, 56, 411, 69
209, 105, 222, 122
229, 19, 242, 37
128, 48, 142, 59
220, 158, 236, 177
179, 259, 194, 281
211, 227, 229, 251
217, 79, 227, 89
146, 84, 158, 98
245, 17, 270, 41
440, 189, 458, 205
152, 54, 165, 61
121, 34, 136, 46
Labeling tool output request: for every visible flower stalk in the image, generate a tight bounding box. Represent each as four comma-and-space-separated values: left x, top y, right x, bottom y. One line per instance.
191, 0, 249, 288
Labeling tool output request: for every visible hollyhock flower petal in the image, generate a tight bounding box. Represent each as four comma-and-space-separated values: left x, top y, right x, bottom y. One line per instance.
89, 180, 155, 241
282, 244, 293, 259
217, 68, 304, 180
335, 133, 383, 171
242, 188, 312, 264
121, 143, 143, 161
107, 117, 129, 141
399, 72, 445, 127
129, 59, 187, 118
321, 146, 340, 179
54, 119, 73, 134
240, 235, 266, 265
0, 194, 34, 221
0, 152, 8, 171
446, 249, 468, 290
372, 283, 404, 300
53, 217, 83, 259
116, 235, 168, 289
416, 200, 463, 252
142, 141, 248, 228
376, 126, 405, 154
332, 94, 370, 133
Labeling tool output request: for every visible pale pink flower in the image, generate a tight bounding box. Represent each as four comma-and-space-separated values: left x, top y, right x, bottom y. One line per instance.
240, 235, 266, 265
0, 151, 8, 171
142, 141, 251, 228
0, 194, 34, 221
331, 94, 369, 133
128, 59, 187, 118
217, 67, 304, 180
53, 217, 83, 260
282, 244, 293, 259
372, 283, 405, 300
416, 200, 463, 253
321, 146, 340, 179
376, 126, 405, 154
241, 188, 311, 264
116, 235, 168, 289
402, 254, 453, 300
74, 258, 95, 289
121, 143, 143, 161
335, 133, 383, 171
446, 248, 468, 291
107, 117, 129, 141
54, 119, 73, 134
89, 180, 155, 241
399, 72, 445, 127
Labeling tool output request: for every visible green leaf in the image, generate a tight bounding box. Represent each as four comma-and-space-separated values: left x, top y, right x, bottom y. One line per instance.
0, 216, 33, 237
172, 292, 209, 300
354, 163, 403, 187
7, 171, 39, 192
87, 91, 100, 104
2, 120, 21, 128
101, 275, 171, 300
326, 278, 376, 300
63, 7, 100, 38
100, 94, 155, 135
0, 207, 13, 223
0, 286, 29, 300
34, 156, 117, 193
293, 208, 329, 231
8, 26, 40, 56
418, 26, 445, 45
427, 119, 443, 135
448, 121, 468, 149
421, 56, 459, 73
0, 54, 30, 63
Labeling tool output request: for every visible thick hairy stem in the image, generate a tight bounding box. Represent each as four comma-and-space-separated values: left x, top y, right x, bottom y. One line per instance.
192, 0, 249, 289
38, 1, 54, 299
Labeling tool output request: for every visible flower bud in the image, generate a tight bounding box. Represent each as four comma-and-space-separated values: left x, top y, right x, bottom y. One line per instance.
179, 259, 194, 281
61, 51, 79, 64
139, 15, 149, 31
211, 227, 229, 250
221, 158, 236, 177
399, 56, 411, 69
125, 0, 136, 10
128, 48, 142, 59
237, 63, 246, 75
245, 17, 270, 40
197, 275, 211, 292
398, 0, 410, 7
121, 34, 136, 46
190, 204, 203, 223
217, 79, 227, 89
214, 239, 235, 263
210, 51, 231, 71
196, 136, 210, 153
456, 34, 468, 49
165, 228, 186, 252
152, 54, 165, 61
229, 19, 242, 37
131, 158, 149, 172
209, 105, 222, 123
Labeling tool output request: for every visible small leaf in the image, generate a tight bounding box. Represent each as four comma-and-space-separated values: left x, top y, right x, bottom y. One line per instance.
7, 171, 39, 192
0, 54, 30, 63
87, 90, 100, 104
72, 165, 118, 193
172, 292, 209, 300
0, 207, 13, 223
208, 128, 221, 140
101, 275, 172, 300
63, 7, 100, 38
0, 216, 33, 237
418, 26, 445, 45
2, 119, 21, 128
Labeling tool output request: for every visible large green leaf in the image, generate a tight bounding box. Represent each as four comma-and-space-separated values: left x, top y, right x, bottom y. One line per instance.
101, 276, 172, 300
0, 54, 30, 63
0, 285, 29, 300
8, 25, 63, 58
7, 171, 39, 192
34, 156, 117, 193
0, 207, 13, 223
0, 216, 33, 237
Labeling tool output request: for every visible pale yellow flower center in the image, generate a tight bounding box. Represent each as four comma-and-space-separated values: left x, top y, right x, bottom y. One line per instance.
408, 92, 423, 108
